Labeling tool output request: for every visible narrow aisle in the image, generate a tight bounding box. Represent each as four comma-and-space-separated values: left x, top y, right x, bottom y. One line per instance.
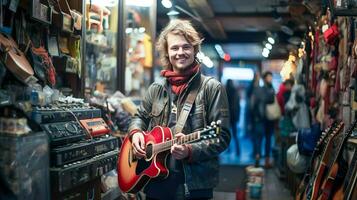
217, 98, 293, 200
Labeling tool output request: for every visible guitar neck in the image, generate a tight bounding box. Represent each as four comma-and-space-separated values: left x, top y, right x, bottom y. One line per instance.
153, 131, 202, 154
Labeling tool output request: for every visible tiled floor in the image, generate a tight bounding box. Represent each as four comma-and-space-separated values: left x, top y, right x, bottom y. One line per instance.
214, 99, 293, 200
213, 168, 293, 200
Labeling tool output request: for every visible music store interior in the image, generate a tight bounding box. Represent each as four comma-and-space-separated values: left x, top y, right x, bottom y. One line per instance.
0, 0, 357, 200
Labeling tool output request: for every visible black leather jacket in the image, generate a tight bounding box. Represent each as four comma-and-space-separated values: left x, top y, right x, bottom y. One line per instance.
128, 71, 231, 192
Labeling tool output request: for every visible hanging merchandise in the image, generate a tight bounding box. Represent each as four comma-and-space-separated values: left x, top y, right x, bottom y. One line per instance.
297, 123, 321, 156
286, 144, 308, 174
323, 23, 340, 45
280, 53, 297, 81
28, 44, 56, 87
285, 84, 310, 129
0, 33, 37, 85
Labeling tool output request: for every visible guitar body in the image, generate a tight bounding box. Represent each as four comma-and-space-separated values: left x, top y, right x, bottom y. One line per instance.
118, 126, 173, 193
0, 33, 35, 84
318, 163, 339, 200
307, 163, 327, 200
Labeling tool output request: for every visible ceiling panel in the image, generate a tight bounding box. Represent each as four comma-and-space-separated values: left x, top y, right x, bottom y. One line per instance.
223, 43, 263, 59
218, 16, 282, 32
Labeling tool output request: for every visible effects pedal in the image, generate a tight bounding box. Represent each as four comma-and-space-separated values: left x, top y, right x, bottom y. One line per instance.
80, 118, 110, 137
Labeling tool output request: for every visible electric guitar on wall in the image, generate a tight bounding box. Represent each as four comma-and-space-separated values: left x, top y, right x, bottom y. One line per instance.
305, 122, 344, 200
296, 123, 336, 200
317, 119, 357, 200
296, 122, 344, 200
117, 121, 221, 193
332, 148, 357, 200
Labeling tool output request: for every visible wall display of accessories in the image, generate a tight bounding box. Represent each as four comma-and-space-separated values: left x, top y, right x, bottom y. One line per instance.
85, 0, 118, 95
0, 0, 84, 101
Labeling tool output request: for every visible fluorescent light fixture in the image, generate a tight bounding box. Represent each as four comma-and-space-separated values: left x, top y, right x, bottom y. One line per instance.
138, 27, 146, 33
167, 10, 179, 16
125, 28, 133, 34
214, 44, 225, 59
161, 0, 172, 8
197, 52, 214, 68
223, 67, 254, 81
263, 48, 270, 55
203, 56, 214, 68
126, 0, 153, 7
265, 43, 272, 50
268, 37, 275, 44
91, 0, 117, 7
262, 51, 269, 58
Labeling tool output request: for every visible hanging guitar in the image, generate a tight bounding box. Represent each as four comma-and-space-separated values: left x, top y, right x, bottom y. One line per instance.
0, 33, 37, 85
332, 147, 357, 200
296, 123, 337, 200
304, 121, 344, 200
317, 119, 357, 200
118, 121, 221, 193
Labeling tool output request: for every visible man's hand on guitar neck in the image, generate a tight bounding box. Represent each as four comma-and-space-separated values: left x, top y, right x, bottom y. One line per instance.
171, 133, 191, 160
132, 132, 146, 159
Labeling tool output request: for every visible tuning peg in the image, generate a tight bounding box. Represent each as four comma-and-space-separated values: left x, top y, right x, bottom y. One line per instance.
211, 121, 216, 126
216, 120, 221, 125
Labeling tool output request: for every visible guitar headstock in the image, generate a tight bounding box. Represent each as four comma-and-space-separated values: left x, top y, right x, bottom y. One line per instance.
199, 120, 221, 144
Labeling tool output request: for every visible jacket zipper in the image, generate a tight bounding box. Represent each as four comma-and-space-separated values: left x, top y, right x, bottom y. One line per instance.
183, 164, 190, 197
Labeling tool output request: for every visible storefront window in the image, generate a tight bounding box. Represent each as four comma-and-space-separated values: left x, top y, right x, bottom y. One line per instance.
85, 0, 119, 95
124, 0, 156, 97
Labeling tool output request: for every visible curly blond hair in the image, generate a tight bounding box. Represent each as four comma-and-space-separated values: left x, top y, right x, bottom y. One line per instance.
156, 19, 203, 69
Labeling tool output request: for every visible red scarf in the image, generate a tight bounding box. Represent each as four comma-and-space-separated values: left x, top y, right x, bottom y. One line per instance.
160, 64, 200, 95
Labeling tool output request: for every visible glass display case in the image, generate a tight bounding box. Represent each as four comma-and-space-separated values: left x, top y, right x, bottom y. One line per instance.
124, 0, 156, 97
84, 0, 119, 95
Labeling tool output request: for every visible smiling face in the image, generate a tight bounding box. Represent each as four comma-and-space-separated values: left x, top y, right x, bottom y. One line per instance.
167, 33, 195, 73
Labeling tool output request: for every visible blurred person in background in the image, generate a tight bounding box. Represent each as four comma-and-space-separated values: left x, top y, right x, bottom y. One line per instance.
261, 71, 276, 168
226, 79, 240, 156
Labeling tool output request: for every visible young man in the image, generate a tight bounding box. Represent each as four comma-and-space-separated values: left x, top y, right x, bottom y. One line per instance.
129, 20, 231, 200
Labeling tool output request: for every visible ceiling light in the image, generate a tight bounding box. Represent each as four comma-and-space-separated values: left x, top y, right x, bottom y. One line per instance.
288, 37, 301, 45
214, 44, 225, 59
263, 48, 270, 55
167, 10, 179, 16
126, 0, 154, 7
138, 27, 146, 33
161, 0, 172, 9
262, 51, 269, 58
265, 43, 272, 50
268, 37, 275, 44
281, 25, 294, 36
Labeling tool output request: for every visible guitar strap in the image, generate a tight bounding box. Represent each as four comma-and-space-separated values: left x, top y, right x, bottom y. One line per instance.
174, 75, 212, 134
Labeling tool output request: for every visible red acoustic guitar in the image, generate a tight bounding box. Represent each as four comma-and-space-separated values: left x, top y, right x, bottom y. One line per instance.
118, 121, 221, 193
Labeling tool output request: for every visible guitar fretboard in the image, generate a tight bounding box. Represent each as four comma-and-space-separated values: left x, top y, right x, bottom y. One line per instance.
152, 131, 201, 154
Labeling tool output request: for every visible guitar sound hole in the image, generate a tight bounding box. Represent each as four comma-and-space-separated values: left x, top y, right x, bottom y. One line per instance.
136, 159, 151, 175
146, 144, 153, 158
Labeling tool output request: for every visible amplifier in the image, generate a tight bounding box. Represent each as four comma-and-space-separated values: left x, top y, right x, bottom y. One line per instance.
80, 118, 110, 137
51, 177, 101, 200
31, 106, 101, 124
50, 150, 118, 192
51, 135, 118, 167
41, 121, 86, 146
